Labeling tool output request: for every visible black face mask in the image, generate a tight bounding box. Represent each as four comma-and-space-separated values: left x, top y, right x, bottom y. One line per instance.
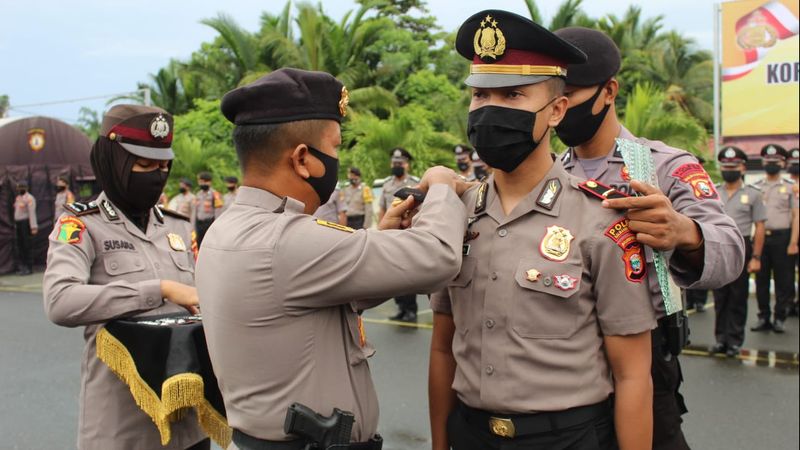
179, 187, 187, 194
349, 178, 359, 185
474, 166, 488, 180
555, 84, 611, 147
468, 100, 555, 173
127, 170, 169, 211
227, 185, 236, 192
721, 170, 743, 183
200, 184, 210, 191
305, 146, 339, 204
457, 161, 470, 172
764, 163, 782, 175
18, 189, 26, 195
391, 166, 405, 177
789, 164, 800, 176
56, 185, 67, 192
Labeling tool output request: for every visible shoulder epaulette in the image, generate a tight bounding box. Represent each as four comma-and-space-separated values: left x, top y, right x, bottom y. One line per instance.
64, 201, 100, 217
783, 177, 796, 184
746, 182, 762, 191
578, 179, 629, 201
158, 206, 190, 222
753, 178, 765, 185
410, 175, 421, 183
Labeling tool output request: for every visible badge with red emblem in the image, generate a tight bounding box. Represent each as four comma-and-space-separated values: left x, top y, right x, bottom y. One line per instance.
605, 218, 647, 283
671, 163, 718, 200
554, 274, 578, 291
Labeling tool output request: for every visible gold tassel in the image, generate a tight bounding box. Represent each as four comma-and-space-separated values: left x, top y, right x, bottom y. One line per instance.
197, 399, 233, 449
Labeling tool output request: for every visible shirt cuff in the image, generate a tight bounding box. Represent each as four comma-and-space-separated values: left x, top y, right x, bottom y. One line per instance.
138, 279, 164, 310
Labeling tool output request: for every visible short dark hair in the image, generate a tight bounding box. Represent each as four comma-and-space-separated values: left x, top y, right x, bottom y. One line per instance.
232, 119, 328, 173
198, 171, 213, 181
546, 77, 566, 97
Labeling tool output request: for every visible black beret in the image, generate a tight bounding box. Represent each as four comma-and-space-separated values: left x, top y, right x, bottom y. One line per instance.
554, 27, 621, 86
761, 144, 788, 160
718, 146, 747, 164
348, 167, 361, 176
456, 10, 586, 88
198, 171, 213, 181
180, 177, 193, 187
223, 176, 239, 183
454, 144, 473, 155
390, 147, 413, 162
221, 68, 349, 125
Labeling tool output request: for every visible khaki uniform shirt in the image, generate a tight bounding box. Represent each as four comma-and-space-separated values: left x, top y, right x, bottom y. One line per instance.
378, 175, 420, 212
314, 188, 344, 223
196, 184, 466, 441
222, 190, 237, 214
342, 183, 373, 217
43, 193, 204, 450
754, 178, 797, 230
55, 189, 76, 219
559, 126, 745, 316
168, 192, 196, 222
431, 163, 656, 413
194, 188, 223, 221
716, 183, 767, 238
14, 192, 38, 228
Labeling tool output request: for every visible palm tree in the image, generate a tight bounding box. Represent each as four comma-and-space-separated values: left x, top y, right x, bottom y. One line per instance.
523, 0, 595, 29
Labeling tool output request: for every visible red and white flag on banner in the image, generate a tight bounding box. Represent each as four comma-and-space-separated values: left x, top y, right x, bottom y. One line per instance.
722, 0, 799, 81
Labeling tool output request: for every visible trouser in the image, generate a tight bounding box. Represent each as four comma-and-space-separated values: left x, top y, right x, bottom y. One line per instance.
347, 214, 365, 230
447, 399, 616, 450
684, 289, 707, 309
186, 438, 210, 450
231, 429, 382, 450
712, 237, 752, 347
652, 324, 690, 450
394, 294, 417, 313
15, 220, 32, 270
195, 218, 214, 246
755, 229, 795, 322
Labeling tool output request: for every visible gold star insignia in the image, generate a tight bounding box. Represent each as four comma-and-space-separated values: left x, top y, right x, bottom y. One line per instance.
485, 14, 493, 22
526, 269, 541, 282
492, 20, 498, 27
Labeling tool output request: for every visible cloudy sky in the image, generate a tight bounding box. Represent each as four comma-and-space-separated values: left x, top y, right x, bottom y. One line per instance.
0, 0, 720, 124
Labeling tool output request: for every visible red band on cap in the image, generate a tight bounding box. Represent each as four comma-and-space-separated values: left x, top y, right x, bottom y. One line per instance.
473, 49, 567, 69
109, 124, 173, 145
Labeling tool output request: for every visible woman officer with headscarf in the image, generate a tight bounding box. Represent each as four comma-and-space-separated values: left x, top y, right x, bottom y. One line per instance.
43, 105, 208, 450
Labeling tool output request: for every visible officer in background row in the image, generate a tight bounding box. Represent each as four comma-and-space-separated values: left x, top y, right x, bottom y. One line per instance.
554, 27, 744, 450
342, 167, 373, 229
168, 178, 196, 220
54, 176, 76, 219
197, 67, 469, 449
472, 151, 489, 181
14, 181, 38, 275
788, 148, 799, 317
752, 144, 799, 333
454, 144, 476, 181
221, 176, 239, 214
194, 171, 223, 245
430, 11, 656, 450
379, 147, 422, 322
314, 185, 346, 225
710, 147, 766, 357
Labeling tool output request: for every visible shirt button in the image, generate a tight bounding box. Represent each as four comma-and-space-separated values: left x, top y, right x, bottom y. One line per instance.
110, 262, 118, 270
485, 365, 495, 375
154, 263, 161, 269
485, 319, 495, 329
543, 276, 553, 287
490, 272, 498, 280
146, 297, 156, 307
498, 229, 508, 237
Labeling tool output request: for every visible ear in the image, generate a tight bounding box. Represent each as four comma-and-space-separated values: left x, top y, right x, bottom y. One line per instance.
604, 79, 619, 104
547, 96, 569, 127
290, 144, 311, 179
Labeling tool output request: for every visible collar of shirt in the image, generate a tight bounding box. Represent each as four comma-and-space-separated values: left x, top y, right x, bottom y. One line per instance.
96, 192, 166, 240
234, 186, 305, 214
483, 162, 571, 226
561, 125, 628, 173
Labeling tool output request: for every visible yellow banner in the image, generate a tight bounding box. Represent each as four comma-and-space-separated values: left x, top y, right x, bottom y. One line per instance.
721, 0, 799, 137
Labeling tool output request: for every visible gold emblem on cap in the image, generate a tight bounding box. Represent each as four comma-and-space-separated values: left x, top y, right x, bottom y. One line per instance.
473, 14, 506, 61
108, 132, 117, 141
339, 86, 349, 117
167, 233, 187, 252
150, 114, 170, 140
540, 225, 574, 262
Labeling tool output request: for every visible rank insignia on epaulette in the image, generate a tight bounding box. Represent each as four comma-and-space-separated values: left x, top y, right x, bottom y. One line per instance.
100, 200, 120, 221
57, 216, 86, 244
64, 201, 99, 216
605, 218, 647, 283
578, 179, 629, 201
536, 178, 562, 210
153, 206, 165, 223
474, 182, 488, 214
315, 219, 354, 233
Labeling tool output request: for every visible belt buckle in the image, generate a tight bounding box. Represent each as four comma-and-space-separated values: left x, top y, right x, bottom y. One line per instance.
765, 230, 772, 236
489, 417, 515, 438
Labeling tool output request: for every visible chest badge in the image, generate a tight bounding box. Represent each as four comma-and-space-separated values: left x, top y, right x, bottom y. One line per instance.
540, 225, 574, 262
554, 274, 578, 291
167, 233, 187, 252
740, 194, 749, 204
525, 269, 541, 282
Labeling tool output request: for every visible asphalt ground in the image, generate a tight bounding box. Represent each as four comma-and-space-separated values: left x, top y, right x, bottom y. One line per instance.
1, 274, 797, 450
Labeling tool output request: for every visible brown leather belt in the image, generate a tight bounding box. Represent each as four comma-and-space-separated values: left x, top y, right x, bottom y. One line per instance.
457, 399, 610, 438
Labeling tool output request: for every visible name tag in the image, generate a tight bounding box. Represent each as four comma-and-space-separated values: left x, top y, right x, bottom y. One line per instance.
780, 186, 787, 194
462, 244, 471, 256
740, 194, 749, 204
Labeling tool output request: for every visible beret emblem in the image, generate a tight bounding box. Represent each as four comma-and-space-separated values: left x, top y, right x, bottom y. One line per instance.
339, 86, 349, 117
150, 114, 170, 140
473, 14, 506, 62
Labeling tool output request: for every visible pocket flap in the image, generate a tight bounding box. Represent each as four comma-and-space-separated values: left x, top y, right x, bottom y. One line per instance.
448, 256, 477, 288
170, 251, 195, 272
514, 258, 582, 299
103, 257, 145, 276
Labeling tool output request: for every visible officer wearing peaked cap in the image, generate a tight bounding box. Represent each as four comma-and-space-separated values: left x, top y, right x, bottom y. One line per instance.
429, 11, 656, 450
709, 147, 766, 357
788, 148, 800, 316
752, 144, 799, 333
43, 105, 207, 450
196, 68, 471, 449
454, 144, 477, 181
554, 26, 745, 450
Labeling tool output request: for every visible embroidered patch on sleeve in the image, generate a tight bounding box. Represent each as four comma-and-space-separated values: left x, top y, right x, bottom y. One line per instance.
57, 217, 86, 244
671, 163, 718, 200
605, 218, 647, 283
